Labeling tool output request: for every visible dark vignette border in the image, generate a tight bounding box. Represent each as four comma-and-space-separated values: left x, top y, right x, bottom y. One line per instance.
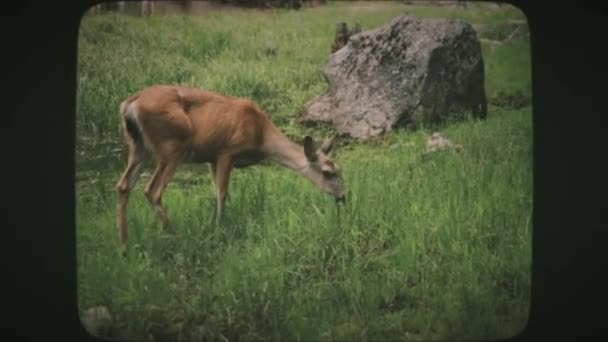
5, 0, 608, 341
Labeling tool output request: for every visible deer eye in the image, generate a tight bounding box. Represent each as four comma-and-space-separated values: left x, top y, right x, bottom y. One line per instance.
322, 170, 335, 178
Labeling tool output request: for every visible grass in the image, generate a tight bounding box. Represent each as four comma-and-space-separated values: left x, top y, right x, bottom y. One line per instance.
76, 1, 532, 341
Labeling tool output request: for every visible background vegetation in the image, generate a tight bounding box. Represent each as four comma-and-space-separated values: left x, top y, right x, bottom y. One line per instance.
76, 1, 532, 341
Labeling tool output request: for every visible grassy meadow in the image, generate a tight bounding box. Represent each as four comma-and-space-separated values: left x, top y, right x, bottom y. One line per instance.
76, 1, 532, 341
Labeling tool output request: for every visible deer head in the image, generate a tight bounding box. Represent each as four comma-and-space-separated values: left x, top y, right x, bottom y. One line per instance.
302, 135, 347, 204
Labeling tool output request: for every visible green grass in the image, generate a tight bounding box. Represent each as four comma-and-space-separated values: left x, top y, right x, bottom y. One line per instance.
76, 2, 532, 341
76, 1, 529, 138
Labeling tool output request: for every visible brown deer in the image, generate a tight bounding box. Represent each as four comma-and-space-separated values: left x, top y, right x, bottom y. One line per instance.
115, 84, 347, 249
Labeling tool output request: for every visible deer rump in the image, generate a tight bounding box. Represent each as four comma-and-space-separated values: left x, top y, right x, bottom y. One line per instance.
120, 85, 270, 167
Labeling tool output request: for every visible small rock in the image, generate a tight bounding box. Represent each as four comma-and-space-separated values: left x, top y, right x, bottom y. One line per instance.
425, 132, 463, 153
80, 306, 113, 337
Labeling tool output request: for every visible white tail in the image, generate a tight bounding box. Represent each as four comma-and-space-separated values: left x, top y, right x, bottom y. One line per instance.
115, 85, 346, 249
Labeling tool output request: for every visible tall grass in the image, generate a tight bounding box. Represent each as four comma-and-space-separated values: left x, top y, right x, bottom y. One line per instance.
76, 2, 532, 341
76, 1, 529, 137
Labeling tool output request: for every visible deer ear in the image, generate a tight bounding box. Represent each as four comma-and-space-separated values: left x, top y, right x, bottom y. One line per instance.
303, 136, 317, 162
319, 134, 336, 155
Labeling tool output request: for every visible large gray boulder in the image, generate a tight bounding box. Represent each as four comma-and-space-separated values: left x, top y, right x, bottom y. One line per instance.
301, 15, 487, 139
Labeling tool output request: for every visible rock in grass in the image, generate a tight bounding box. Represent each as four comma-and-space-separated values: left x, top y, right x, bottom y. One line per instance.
301, 15, 487, 140
425, 132, 462, 153
80, 306, 113, 337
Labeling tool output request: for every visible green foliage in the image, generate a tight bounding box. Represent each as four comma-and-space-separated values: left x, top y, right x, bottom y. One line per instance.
76, 2, 532, 341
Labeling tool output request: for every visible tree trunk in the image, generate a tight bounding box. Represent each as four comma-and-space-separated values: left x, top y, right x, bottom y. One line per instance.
142, 0, 154, 17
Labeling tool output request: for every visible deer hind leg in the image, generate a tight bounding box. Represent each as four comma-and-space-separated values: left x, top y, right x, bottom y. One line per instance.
115, 136, 147, 249
211, 155, 233, 225
144, 142, 187, 233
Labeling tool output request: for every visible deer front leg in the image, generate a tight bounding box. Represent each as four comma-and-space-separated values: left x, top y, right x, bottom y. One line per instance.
208, 163, 218, 225
213, 155, 233, 225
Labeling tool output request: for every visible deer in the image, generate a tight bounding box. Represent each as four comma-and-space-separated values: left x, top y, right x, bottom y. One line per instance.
115, 84, 347, 250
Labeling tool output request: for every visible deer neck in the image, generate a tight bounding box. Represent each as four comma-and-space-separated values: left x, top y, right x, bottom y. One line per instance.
263, 128, 309, 174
